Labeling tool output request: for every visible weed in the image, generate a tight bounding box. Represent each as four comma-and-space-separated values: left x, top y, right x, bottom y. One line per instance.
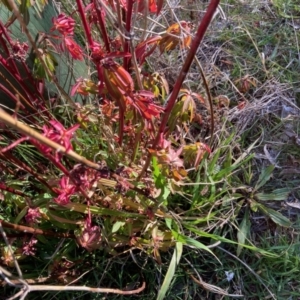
0, 0, 300, 299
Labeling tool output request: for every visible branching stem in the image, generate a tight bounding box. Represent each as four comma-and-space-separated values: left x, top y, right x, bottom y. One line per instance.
138, 0, 220, 179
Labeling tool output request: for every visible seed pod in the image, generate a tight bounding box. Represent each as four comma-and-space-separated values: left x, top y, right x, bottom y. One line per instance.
103, 60, 134, 110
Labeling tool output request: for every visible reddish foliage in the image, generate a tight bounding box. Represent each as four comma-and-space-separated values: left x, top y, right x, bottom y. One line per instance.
128, 91, 164, 120
53, 176, 78, 205
76, 218, 102, 252
41, 120, 79, 161
22, 237, 38, 256
63, 37, 84, 60
25, 208, 41, 224
52, 14, 76, 36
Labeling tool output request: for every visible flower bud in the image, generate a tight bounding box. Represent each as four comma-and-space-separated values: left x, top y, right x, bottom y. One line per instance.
76, 224, 102, 252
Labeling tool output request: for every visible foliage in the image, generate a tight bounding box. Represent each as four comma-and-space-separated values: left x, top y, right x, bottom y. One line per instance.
0, 0, 299, 298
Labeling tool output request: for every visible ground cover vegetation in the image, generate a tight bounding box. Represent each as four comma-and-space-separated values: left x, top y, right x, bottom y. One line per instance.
0, 0, 299, 298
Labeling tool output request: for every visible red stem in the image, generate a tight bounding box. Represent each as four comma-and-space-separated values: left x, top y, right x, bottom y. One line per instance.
0, 137, 28, 153
0, 182, 31, 198
0, 219, 75, 238
94, 0, 110, 52
0, 57, 40, 115
0, 21, 19, 75
30, 140, 90, 200
158, 0, 219, 136
0, 83, 26, 111
138, 0, 220, 179
76, 0, 106, 100
123, 0, 134, 71
118, 0, 134, 143
0, 150, 56, 193
0, 21, 41, 96
76, 0, 94, 47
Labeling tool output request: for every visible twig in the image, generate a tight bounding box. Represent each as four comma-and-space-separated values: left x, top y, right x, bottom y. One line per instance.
0, 265, 145, 297
25, 280, 145, 294
0, 220, 75, 238
0, 108, 100, 169
184, 254, 243, 298
1, 275, 51, 287
189, 273, 244, 298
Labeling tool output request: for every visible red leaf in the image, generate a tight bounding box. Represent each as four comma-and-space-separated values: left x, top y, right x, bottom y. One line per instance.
135, 36, 161, 64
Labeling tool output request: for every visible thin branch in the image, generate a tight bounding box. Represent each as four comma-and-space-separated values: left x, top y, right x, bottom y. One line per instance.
94, 0, 110, 52
123, 0, 134, 71
0, 265, 145, 296
0, 182, 31, 198
0, 150, 55, 192
6, 0, 76, 108
26, 280, 145, 294
76, 0, 94, 47
0, 220, 75, 238
189, 272, 244, 298
0, 108, 100, 170
138, 0, 220, 179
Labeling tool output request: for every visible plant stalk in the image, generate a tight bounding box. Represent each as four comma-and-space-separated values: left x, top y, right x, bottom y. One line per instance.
138, 0, 220, 179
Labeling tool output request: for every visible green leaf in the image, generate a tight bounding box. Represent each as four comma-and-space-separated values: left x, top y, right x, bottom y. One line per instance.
214, 154, 253, 181
48, 219, 76, 230
171, 230, 219, 263
153, 85, 160, 97
258, 204, 291, 227
112, 221, 125, 233
45, 52, 58, 72
152, 156, 170, 202
160, 187, 171, 202
235, 138, 259, 164
250, 200, 259, 212
14, 206, 28, 224
165, 218, 173, 230
237, 208, 250, 256
152, 156, 162, 186
166, 219, 218, 259
63, 203, 146, 219
34, 193, 53, 206
255, 165, 275, 191
183, 223, 278, 257
20, 0, 31, 11
33, 57, 45, 79
46, 210, 82, 226
214, 137, 257, 180
222, 193, 244, 207
188, 212, 217, 225
33, 0, 48, 14
207, 148, 221, 174
157, 242, 183, 300
33, 51, 58, 80
256, 188, 291, 201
